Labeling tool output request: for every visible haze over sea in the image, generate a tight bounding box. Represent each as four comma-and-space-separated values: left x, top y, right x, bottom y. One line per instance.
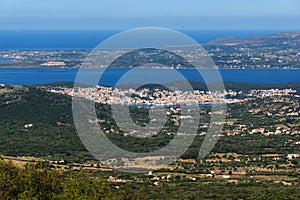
1, 29, 300, 85
0, 29, 293, 50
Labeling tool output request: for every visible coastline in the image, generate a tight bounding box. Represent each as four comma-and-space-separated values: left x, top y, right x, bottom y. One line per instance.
1, 66, 300, 69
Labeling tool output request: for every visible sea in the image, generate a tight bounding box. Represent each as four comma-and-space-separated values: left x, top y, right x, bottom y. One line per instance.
0, 29, 293, 50
0, 68, 300, 86
0, 29, 300, 85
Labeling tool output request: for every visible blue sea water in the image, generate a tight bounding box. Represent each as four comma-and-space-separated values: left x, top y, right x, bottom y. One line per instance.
0, 29, 295, 50
0, 68, 300, 86
0, 58, 14, 62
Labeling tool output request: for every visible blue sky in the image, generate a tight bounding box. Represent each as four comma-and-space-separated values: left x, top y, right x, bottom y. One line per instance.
0, 0, 300, 29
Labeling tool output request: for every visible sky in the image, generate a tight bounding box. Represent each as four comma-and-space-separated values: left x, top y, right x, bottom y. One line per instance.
0, 0, 300, 30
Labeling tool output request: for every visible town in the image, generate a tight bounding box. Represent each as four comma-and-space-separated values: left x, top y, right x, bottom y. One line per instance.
46, 85, 296, 106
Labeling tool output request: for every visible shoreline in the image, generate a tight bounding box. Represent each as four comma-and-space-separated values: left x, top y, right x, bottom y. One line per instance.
1, 66, 300, 70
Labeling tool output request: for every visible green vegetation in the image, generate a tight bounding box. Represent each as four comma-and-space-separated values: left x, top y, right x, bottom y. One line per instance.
142, 182, 298, 200
1, 159, 299, 200
0, 84, 300, 160
0, 85, 92, 162
0, 83, 300, 199
0, 159, 144, 200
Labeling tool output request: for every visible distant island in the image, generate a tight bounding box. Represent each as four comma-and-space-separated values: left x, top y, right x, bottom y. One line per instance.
0, 32, 300, 69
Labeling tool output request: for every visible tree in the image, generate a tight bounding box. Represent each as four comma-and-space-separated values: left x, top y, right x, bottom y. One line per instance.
249, 189, 288, 200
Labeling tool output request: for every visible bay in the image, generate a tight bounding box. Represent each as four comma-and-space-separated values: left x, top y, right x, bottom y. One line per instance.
0, 68, 300, 86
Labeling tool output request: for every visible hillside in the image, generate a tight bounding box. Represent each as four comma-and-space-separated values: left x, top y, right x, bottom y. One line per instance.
0, 82, 300, 162
0, 85, 90, 162
207, 32, 300, 46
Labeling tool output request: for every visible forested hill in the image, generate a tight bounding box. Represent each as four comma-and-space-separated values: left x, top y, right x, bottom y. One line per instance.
1, 81, 300, 162
0, 85, 90, 162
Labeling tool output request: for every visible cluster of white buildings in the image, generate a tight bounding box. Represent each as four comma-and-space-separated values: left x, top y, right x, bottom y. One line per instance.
247, 89, 297, 98
47, 86, 298, 107
47, 86, 247, 106
41, 61, 66, 66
